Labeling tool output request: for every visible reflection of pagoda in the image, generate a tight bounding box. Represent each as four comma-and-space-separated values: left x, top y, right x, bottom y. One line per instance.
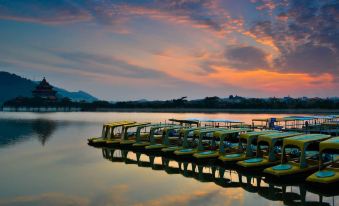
32, 77, 57, 101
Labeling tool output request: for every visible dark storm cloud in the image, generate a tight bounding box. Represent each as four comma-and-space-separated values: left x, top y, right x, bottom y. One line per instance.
250, 0, 339, 75
225, 46, 269, 70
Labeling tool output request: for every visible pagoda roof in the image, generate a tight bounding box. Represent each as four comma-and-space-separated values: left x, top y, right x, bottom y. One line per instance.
32, 77, 57, 96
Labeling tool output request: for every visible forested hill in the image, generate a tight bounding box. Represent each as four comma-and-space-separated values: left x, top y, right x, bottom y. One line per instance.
0, 71, 98, 103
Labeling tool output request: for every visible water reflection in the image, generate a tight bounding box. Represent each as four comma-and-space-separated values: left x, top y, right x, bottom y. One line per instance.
0, 119, 57, 147
101, 148, 338, 206
0, 112, 337, 206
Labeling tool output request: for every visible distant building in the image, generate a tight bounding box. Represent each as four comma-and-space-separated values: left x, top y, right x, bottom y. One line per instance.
32, 77, 57, 101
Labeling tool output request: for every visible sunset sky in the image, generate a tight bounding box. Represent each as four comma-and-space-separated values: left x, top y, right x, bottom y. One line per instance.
0, 0, 338, 100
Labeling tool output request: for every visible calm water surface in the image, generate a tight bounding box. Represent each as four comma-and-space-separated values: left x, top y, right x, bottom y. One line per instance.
0, 112, 337, 206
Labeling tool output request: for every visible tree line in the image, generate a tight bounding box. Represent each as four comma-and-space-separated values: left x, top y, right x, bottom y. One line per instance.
3, 95, 339, 110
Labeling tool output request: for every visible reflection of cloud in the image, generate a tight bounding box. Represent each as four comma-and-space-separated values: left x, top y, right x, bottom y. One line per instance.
10, 182, 239, 206
90, 184, 131, 206
134, 185, 244, 206
0, 192, 89, 206
89, 183, 245, 206
135, 190, 218, 206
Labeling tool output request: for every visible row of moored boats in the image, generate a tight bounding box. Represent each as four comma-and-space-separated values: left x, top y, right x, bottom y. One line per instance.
87, 119, 339, 186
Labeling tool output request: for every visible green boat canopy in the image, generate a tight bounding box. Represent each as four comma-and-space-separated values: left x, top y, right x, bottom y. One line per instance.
319, 136, 339, 153
282, 134, 331, 168
257, 132, 301, 161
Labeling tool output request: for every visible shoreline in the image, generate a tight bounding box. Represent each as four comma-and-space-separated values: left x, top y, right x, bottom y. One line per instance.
1, 107, 339, 114
92, 108, 339, 114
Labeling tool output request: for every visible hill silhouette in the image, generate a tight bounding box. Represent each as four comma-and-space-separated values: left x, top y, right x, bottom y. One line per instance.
0, 71, 98, 103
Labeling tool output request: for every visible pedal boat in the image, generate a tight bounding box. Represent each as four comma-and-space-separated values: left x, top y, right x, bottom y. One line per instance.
105, 122, 147, 146
119, 122, 151, 145
161, 127, 203, 153
264, 134, 331, 179
218, 130, 278, 163
132, 123, 165, 148
145, 125, 185, 150
88, 121, 135, 146
237, 132, 301, 170
194, 128, 251, 160
143, 124, 176, 150
174, 128, 228, 157
306, 136, 339, 185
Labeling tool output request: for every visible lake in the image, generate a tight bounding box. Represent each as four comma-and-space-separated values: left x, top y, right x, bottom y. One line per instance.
0, 112, 337, 206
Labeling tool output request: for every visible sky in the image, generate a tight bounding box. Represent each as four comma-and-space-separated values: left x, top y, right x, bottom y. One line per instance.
0, 0, 338, 100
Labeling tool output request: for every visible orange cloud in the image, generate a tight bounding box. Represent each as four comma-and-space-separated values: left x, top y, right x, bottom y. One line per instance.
208, 66, 335, 95
242, 31, 279, 52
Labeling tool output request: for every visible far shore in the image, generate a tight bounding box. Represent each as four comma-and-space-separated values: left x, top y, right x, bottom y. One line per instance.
1, 107, 339, 114
92, 108, 339, 114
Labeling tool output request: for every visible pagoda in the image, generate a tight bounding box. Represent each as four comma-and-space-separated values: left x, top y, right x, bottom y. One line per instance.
32, 77, 57, 101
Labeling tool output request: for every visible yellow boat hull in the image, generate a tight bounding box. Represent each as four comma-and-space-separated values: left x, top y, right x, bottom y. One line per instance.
106, 139, 121, 145
133, 142, 150, 147
120, 140, 136, 145
89, 137, 106, 143
145, 144, 166, 150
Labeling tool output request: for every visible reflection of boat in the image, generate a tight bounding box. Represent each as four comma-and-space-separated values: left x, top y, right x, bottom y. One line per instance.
261, 179, 332, 206
264, 134, 331, 180
102, 148, 124, 162
237, 132, 301, 171
306, 137, 339, 185
162, 159, 181, 174
99, 147, 337, 205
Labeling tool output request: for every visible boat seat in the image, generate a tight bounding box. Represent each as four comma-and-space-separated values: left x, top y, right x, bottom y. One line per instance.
315, 170, 335, 178
272, 164, 292, 171
224, 153, 242, 158
244, 157, 264, 163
